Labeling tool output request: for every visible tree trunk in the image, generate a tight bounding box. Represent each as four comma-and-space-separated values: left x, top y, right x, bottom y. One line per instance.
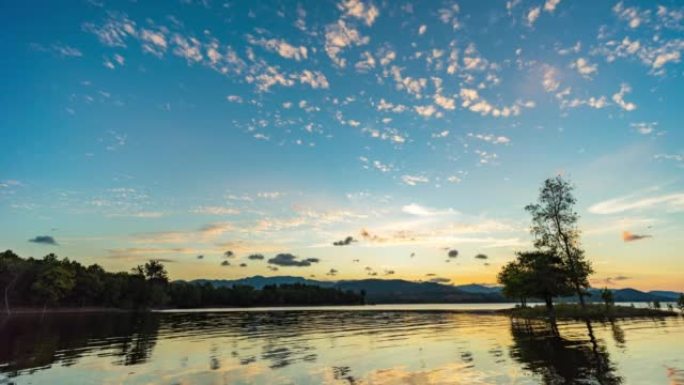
3, 275, 18, 315
545, 295, 556, 324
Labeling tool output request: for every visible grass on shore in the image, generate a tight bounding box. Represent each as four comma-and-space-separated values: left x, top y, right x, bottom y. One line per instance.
508, 303, 679, 321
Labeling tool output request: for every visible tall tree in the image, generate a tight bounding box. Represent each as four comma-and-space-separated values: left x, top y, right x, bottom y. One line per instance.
525, 176, 593, 308
1, 250, 26, 313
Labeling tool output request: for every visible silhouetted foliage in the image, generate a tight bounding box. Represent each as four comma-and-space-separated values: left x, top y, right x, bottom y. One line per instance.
498, 251, 574, 320
525, 176, 593, 308
678, 293, 684, 313
0, 250, 364, 311
601, 287, 615, 307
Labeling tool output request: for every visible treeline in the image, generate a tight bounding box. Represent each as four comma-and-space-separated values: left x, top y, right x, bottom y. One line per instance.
0, 250, 364, 312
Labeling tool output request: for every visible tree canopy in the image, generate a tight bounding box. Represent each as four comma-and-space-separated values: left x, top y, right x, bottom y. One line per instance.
0, 250, 364, 312
524, 175, 593, 307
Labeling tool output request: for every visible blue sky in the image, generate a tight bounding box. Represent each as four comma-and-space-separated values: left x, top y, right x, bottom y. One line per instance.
1, 0, 683, 290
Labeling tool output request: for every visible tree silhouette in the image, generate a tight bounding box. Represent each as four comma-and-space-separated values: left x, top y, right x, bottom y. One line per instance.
499, 251, 574, 321
525, 176, 593, 308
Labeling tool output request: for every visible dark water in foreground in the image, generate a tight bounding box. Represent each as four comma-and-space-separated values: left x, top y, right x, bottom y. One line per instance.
1, 308, 683, 384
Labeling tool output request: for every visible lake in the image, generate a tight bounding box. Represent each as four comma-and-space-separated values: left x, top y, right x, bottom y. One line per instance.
1, 306, 683, 384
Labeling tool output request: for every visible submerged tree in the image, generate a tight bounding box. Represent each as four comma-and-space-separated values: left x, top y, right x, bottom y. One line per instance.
525, 176, 593, 308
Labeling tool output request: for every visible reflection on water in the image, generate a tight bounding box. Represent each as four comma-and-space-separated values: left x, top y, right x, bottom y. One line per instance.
0, 309, 682, 384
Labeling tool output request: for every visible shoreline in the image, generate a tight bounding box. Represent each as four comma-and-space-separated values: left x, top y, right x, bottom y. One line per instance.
3, 303, 679, 318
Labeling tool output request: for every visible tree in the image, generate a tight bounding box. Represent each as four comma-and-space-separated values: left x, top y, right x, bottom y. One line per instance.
498, 260, 528, 307
499, 251, 574, 320
678, 293, 684, 313
143, 260, 168, 283
525, 176, 593, 308
31, 257, 76, 307
1, 250, 26, 313
600, 287, 614, 308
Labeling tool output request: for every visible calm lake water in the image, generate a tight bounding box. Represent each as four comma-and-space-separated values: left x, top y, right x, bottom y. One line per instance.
1, 306, 683, 384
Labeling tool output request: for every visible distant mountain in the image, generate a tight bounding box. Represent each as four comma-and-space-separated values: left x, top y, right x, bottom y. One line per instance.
335, 279, 501, 303
648, 290, 681, 300
188, 276, 679, 304
455, 284, 503, 295
191, 275, 331, 289
190, 276, 503, 303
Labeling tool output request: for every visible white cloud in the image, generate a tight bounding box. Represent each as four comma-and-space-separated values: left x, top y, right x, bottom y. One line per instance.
468, 133, 511, 145
401, 203, 456, 217
612, 83, 637, 111
191, 206, 240, 215
354, 51, 376, 72
631, 122, 657, 135
414, 105, 437, 117
247, 36, 308, 61
298, 70, 329, 89
652, 51, 680, 69
434, 94, 455, 110
544, 0, 561, 12
324, 20, 370, 67
527, 7, 541, 26
589, 192, 684, 214
338, 0, 379, 26
418, 25, 427, 35
542, 66, 560, 92
401, 175, 429, 186
571, 57, 597, 78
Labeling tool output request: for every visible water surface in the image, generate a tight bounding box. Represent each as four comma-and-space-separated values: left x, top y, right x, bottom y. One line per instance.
1, 307, 683, 384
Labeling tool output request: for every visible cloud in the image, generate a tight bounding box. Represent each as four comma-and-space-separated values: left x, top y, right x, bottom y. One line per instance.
429, 277, 451, 284
589, 192, 684, 214
324, 20, 369, 68
401, 175, 429, 186
448, 249, 459, 258
191, 206, 240, 215
542, 66, 560, 92
221, 260, 230, 266
612, 83, 637, 111
527, 7, 541, 26
267, 253, 320, 267
401, 203, 455, 217
196, 255, 204, 259
571, 57, 597, 78
223, 250, 235, 258
631, 122, 657, 135
28, 235, 58, 245
544, 0, 561, 12
326, 268, 339, 276
468, 133, 511, 145
338, 0, 379, 26
622, 231, 652, 242
298, 70, 330, 89
247, 36, 308, 61
414, 105, 437, 117
474, 253, 488, 260
248, 253, 265, 260
333, 236, 356, 246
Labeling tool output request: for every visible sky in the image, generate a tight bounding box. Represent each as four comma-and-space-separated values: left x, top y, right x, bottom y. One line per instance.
1, 0, 683, 291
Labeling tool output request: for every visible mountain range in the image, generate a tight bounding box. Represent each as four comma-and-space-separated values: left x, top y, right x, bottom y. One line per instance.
188, 276, 681, 304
